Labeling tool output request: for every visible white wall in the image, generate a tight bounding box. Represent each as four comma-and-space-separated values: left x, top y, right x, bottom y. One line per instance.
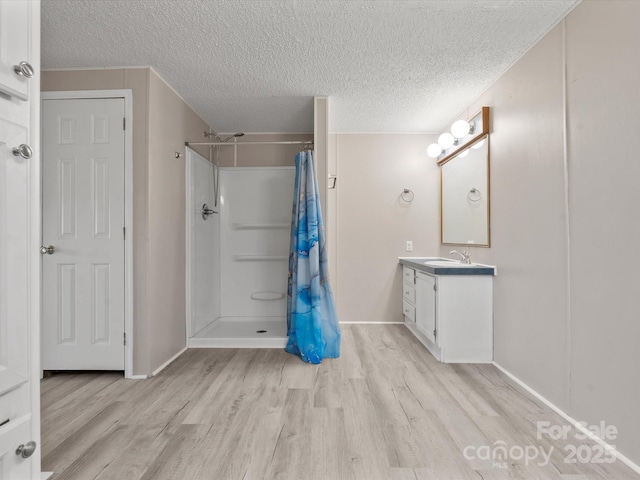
218, 167, 294, 318
187, 150, 220, 335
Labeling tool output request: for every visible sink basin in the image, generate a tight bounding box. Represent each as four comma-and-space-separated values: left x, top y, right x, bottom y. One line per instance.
424, 260, 467, 267
399, 256, 495, 276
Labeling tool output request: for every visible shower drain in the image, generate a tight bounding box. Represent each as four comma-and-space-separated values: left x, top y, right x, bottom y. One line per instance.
256, 330, 267, 334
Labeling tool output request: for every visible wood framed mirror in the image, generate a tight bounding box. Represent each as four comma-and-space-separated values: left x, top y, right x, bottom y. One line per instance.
440, 135, 490, 246
437, 107, 490, 247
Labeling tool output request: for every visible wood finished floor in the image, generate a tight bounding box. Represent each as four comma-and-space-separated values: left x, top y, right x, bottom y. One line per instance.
41, 325, 639, 480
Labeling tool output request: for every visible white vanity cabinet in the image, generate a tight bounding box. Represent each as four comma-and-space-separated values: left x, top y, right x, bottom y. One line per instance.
0, 1, 33, 100
415, 271, 437, 344
400, 258, 494, 363
402, 266, 416, 324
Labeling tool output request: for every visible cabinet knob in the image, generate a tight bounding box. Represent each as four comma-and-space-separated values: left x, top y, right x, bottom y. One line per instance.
16, 441, 37, 459
12, 144, 32, 159
13, 61, 34, 78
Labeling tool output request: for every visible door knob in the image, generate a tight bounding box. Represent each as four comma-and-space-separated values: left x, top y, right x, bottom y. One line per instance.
40, 245, 55, 255
12, 144, 32, 159
13, 61, 34, 78
15, 441, 37, 459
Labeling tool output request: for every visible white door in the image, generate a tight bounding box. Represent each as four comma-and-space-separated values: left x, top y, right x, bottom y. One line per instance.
42, 98, 125, 370
416, 272, 437, 344
0, 0, 40, 477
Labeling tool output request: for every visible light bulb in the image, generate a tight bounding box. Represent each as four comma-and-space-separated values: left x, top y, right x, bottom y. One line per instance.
471, 138, 485, 149
427, 143, 443, 158
438, 132, 455, 149
457, 149, 469, 158
451, 120, 471, 138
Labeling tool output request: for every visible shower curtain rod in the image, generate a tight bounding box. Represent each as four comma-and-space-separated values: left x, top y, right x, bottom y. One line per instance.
185, 140, 313, 147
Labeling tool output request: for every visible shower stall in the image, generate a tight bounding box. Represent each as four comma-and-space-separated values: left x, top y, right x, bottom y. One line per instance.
186, 148, 295, 347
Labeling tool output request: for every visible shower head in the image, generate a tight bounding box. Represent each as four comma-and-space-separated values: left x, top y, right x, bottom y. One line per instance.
220, 132, 245, 142
205, 130, 245, 143
205, 129, 221, 141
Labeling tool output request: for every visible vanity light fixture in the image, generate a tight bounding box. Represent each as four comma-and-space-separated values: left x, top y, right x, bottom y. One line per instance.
427, 107, 490, 164
427, 143, 444, 158
437, 132, 456, 149
451, 119, 474, 138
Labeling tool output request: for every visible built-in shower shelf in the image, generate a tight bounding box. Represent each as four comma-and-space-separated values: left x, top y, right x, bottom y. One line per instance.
251, 292, 285, 301
233, 255, 288, 262
231, 223, 289, 230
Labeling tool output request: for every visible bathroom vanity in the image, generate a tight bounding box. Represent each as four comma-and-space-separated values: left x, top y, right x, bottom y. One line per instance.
399, 257, 495, 363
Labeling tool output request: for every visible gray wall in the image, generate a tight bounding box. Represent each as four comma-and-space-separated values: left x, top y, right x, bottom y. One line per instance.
335, 134, 441, 324
331, 0, 640, 466
147, 70, 211, 373
439, 0, 640, 464
43, 68, 212, 376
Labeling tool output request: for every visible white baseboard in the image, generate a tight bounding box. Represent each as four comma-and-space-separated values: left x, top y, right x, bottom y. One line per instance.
492, 361, 640, 476
151, 347, 188, 377
188, 337, 287, 349
339, 321, 404, 325
41, 473, 53, 479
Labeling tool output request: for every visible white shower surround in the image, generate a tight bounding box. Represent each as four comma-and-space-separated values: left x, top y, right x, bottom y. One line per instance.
187, 159, 294, 348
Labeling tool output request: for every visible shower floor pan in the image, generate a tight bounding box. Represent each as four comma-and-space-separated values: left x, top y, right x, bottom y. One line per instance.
189, 316, 287, 348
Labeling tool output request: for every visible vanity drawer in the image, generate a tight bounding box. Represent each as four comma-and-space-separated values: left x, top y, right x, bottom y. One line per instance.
402, 300, 415, 323
403, 284, 416, 303
403, 266, 415, 285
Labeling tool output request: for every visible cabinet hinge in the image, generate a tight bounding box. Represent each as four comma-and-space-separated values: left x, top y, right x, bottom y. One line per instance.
124, 332, 126, 346
123, 226, 126, 240
433, 284, 437, 291
123, 117, 126, 130
433, 328, 437, 338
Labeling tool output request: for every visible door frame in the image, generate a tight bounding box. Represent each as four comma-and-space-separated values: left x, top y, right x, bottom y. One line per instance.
40, 90, 134, 378
185, 147, 195, 341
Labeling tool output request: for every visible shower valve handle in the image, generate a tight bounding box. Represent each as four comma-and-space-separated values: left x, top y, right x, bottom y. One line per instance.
201, 203, 216, 220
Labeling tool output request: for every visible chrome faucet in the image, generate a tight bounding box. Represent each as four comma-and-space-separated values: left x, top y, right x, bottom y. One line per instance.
450, 249, 471, 264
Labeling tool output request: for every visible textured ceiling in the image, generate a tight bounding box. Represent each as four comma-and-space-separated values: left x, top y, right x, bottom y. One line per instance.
41, 0, 579, 133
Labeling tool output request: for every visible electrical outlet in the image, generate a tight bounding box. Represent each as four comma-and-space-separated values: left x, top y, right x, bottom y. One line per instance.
406, 240, 413, 252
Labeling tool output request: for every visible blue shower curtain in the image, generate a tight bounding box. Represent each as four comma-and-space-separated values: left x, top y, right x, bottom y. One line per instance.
286, 150, 340, 364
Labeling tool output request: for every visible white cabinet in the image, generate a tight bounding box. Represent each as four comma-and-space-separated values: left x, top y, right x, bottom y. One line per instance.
402, 266, 416, 323
415, 272, 436, 344
0, 1, 33, 100
401, 265, 493, 363
0, 0, 41, 477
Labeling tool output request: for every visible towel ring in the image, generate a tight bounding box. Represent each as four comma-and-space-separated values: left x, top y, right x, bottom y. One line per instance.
467, 188, 481, 202
400, 189, 414, 203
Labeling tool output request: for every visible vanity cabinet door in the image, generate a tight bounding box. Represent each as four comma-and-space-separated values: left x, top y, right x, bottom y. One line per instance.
415, 272, 437, 344
0, 1, 32, 100
402, 267, 416, 323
